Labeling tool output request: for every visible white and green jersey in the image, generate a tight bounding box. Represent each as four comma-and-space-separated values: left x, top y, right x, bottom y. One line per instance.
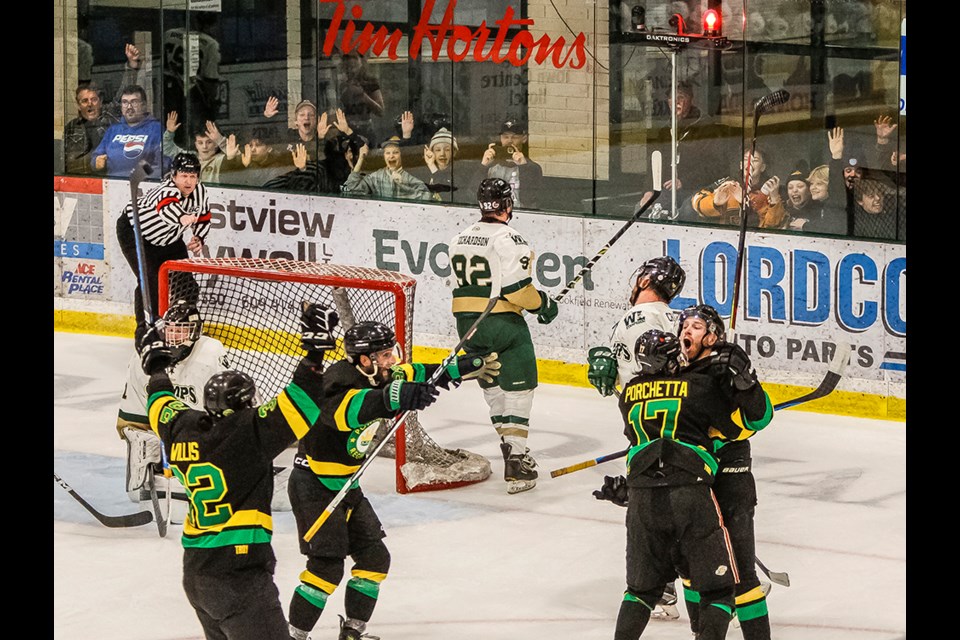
118, 335, 231, 427
448, 219, 543, 316
609, 301, 681, 387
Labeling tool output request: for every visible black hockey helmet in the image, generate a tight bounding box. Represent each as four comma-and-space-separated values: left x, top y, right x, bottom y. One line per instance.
677, 304, 726, 343
203, 370, 257, 418
171, 152, 201, 175
344, 321, 397, 363
629, 256, 686, 303
477, 177, 514, 215
634, 329, 682, 376
162, 299, 202, 361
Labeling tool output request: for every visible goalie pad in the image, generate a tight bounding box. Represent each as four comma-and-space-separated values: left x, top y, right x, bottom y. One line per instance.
123, 427, 162, 493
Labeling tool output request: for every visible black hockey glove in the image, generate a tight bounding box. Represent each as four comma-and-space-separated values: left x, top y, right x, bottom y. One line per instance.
536, 291, 559, 325
593, 475, 628, 507
383, 380, 440, 412
300, 302, 339, 358
442, 352, 502, 387
715, 343, 758, 392
139, 325, 174, 375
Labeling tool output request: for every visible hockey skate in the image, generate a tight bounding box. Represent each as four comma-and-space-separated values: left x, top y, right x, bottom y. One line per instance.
500, 442, 538, 494
338, 615, 380, 640
651, 581, 681, 620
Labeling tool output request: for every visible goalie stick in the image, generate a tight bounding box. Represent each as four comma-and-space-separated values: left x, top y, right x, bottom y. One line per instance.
553, 150, 663, 302
303, 291, 503, 543
54, 472, 154, 528
128, 161, 171, 538
548, 339, 850, 479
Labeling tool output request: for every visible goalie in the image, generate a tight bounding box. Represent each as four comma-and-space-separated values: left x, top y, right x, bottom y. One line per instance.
116, 299, 292, 523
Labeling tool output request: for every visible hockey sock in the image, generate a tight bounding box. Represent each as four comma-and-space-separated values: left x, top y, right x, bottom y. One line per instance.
344, 573, 385, 623
698, 588, 735, 640
682, 581, 701, 633
735, 585, 771, 640
289, 570, 337, 633
614, 591, 654, 640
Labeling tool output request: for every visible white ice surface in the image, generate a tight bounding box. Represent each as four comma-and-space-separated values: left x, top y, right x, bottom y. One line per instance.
54, 332, 906, 640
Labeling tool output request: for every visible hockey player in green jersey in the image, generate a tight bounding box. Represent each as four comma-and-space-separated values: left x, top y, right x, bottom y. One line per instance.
139, 301, 339, 640
287, 320, 500, 640
447, 177, 560, 494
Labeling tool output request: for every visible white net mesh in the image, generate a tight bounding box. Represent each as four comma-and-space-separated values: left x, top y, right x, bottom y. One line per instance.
160, 257, 490, 493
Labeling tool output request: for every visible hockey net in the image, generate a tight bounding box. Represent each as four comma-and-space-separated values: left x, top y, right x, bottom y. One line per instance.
158, 257, 491, 493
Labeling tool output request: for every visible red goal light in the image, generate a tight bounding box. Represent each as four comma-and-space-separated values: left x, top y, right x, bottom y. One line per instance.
702, 9, 722, 37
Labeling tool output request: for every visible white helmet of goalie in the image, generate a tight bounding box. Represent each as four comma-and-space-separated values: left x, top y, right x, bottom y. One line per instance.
162, 299, 202, 361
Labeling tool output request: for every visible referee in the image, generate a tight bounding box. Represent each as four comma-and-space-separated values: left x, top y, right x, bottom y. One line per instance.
116, 152, 211, 345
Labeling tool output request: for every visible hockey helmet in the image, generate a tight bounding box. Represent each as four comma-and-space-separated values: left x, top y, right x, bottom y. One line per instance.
477, 177, 514, 215
634, 329, 682, 376
344, 321, 398, 363
203, 370, 257, 418
677, 304, 726, 343
629, 256, 686, 303
162, 299, 202, 361
171, 152, 201, 175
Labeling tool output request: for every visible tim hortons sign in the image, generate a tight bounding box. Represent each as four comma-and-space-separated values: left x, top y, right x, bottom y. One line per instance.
321, 0, 588, 69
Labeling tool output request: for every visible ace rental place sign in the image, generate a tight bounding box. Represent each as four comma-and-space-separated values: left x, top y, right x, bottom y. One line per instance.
321, 0, 588, 69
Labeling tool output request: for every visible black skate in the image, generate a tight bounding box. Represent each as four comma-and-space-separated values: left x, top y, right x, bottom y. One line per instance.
500, 442, 538, 494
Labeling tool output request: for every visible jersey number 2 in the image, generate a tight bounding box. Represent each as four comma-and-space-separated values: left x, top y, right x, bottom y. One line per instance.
171, 463, 231, 527
450, 255, 492, 287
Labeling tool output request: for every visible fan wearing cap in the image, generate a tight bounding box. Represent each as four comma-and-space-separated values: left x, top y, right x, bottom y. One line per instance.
341, 135, 432, 201
409, 127, 465, 202
473, 116, 544, 209
115, 152, 212, 343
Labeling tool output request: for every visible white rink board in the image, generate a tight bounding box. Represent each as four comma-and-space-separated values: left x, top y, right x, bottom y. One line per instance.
80, 179, 905, 399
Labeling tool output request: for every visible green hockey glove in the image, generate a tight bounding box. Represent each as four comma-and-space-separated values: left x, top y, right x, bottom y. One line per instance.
536, 291, 559, 325
587, 346, 618, 397
444, 352, 502, 385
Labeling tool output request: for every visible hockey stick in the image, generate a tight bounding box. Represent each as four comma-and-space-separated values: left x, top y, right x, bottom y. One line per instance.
549, 339, 850, 479
54, 472, 154, 528
730, 90, 789, 335
129, 161, 171, 537
303, 292, 502, 543
553, 150, 663, 302
755, 555, 790, 587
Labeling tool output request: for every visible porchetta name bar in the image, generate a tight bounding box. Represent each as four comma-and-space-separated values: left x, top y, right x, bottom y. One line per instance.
320, 0, 588, 69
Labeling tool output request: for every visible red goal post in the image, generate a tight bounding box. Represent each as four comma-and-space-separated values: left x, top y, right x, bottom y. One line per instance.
157, 257, 491, 494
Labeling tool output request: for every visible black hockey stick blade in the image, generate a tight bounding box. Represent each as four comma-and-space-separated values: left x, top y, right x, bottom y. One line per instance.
773, 340, 850, 411
147, 466, 169, 538
755, 555, 790, 587
54, 472, 154, 528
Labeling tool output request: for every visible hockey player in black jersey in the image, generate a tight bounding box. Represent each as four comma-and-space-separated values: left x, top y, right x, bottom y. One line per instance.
287, 320, 500, 640
139, 301, 339, 640
594, 326, 770, 640
674, 304, 775, 640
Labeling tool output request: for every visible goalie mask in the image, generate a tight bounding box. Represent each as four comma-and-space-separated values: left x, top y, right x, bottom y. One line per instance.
634, 329, 682, 376
203, 370, 257, 418
477, 178, 514, 218
162, 299, 202, 361
629, 256, 686, 304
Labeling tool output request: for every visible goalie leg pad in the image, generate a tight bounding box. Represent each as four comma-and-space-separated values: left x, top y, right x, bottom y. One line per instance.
123, 426, 162, 494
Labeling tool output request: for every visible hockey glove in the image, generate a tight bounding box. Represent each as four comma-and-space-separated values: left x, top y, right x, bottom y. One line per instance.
536, 291, 559, 325
300, 302, 339, 356
593, 475, 628, 507
383, 380, 440, 413
715, 343, 758, 392
139, 325, 174, 375
443, 352, 502, 386
587, 347, 618, 397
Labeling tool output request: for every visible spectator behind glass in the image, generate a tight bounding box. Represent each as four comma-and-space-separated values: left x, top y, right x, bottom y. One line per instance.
341, 136, 432, 201
852, 169, 905, 241
162, 112, 238, 184
90, 84, 166, 178
220, 128, 294, 187
262, 97, 326, 164
64, 44, 144, 175
781, 168, 814, 228
163, 11, 222, 147
263, 109, 362, 195
690, 147, 786, 229
791, 128, 851, 235
472, 117, 544, 209
338, 50, 385, 147
409, 128, 467, 203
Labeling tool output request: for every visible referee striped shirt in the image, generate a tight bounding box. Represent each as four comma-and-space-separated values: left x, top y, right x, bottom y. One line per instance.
122, 178, 212, 247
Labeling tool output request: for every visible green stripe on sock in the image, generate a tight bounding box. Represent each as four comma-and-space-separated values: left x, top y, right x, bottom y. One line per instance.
709, 602, 733, 617
295, 584, 329, 609
683, 587, 701, 604
737, 599, 769, 621
622, 591, 653, 611
347, 576, 381, 599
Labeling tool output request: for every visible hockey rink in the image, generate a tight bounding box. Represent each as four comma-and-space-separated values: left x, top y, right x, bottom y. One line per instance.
53, 331, 906, 640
